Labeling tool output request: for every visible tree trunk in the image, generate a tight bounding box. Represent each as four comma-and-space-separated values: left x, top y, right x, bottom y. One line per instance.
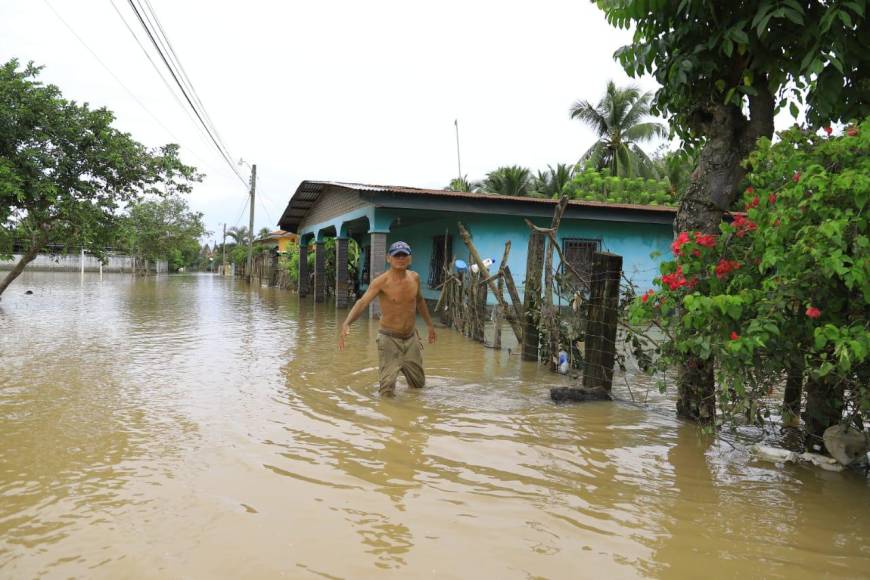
782, 360, 804, 428
0, 228, 49, 299
803, 374, 845, 452
675, 94, 775, 423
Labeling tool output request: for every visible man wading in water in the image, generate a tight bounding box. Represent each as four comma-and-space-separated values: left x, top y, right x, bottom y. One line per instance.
338, 241, 437, 395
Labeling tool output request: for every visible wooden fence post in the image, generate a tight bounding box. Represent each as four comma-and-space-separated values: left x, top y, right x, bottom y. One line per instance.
522, 231, 545, 361
583, 252, 622, 391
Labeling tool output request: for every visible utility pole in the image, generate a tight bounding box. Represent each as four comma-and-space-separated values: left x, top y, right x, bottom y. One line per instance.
221, 223, 227, 276
246, 164, 257, 282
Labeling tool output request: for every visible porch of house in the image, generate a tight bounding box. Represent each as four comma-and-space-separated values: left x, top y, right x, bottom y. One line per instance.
280, 181, 676, 315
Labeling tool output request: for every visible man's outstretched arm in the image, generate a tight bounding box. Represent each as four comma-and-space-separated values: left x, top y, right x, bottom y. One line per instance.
338, 277, 381, 351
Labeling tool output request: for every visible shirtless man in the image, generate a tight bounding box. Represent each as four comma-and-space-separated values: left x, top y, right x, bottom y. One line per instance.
338, 241, 437, 395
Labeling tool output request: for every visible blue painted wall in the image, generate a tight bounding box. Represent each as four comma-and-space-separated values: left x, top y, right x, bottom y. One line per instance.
387, 212, 671, 303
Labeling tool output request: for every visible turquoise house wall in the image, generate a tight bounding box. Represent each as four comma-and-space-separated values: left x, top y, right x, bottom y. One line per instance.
387, 212, 672, 303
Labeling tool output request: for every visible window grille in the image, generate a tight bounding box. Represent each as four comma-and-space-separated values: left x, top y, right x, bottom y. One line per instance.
561, 238, 600, 294
428, 234, 453, 288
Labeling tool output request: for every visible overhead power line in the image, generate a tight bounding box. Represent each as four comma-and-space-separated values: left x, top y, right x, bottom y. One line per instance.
122, 0, 249, 188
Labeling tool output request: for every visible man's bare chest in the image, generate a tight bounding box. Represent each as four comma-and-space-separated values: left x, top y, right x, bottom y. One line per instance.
381, 279, 417, 306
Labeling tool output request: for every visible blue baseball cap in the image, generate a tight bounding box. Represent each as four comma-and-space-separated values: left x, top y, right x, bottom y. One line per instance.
388, 241, 412, 256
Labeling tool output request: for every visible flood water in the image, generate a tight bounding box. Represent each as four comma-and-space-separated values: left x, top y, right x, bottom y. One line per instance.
1, 272, 868, 578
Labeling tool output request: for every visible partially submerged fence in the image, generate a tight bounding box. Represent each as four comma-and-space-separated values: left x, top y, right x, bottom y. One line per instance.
436, 195, 626, 397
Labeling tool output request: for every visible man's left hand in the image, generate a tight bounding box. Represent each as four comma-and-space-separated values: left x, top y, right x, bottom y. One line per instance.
427, 326, 437, 344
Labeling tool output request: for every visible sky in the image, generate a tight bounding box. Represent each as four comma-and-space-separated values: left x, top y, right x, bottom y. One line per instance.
1, 0, 664, 246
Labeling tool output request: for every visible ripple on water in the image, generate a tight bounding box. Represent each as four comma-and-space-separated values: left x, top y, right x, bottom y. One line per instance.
1, 272, 868, 578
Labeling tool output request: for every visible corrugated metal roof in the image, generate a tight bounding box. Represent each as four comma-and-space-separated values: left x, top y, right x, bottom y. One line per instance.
278, 180, 677, 232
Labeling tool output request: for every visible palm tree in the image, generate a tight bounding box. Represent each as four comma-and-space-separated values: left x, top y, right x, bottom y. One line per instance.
480, 165, 534, 196
226, 226, 250, 245
257, 227, 271, 240
570, 81, 667, 178
532, 163, 576, 198
446, 176, 480, 192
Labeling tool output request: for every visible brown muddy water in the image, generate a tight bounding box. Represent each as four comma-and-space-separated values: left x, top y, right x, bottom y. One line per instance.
1, 272, 868, 579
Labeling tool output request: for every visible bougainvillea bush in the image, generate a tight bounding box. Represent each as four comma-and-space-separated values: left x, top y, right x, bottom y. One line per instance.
630, 120, 869, 432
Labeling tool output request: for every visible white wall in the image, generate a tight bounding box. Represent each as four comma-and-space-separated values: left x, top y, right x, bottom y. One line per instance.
0, 254, 167, 273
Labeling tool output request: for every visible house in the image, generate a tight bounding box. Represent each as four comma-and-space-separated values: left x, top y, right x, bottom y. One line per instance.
253, 230, 299, 253
277, 181, 676, 311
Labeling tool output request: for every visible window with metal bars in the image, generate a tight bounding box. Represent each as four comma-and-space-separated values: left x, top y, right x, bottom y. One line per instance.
428, 234, 453, 288
561, 238, 600, 294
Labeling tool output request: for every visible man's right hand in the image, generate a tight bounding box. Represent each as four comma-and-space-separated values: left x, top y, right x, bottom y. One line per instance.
338, 322, 350, 351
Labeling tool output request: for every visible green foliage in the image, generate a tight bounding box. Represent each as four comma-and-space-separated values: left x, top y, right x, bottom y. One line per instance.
226, 226, 251, 245
0, 59, 199, 267
570, 81, 666, 177
118, 195, 207, 271
597, 0, 869, 135
564, 167, 674, 205
446, 176, 480, 192
651, 146, 698, 196
481, 165, 534, 196
630, 121, 870, 422
531, 163, 576, 198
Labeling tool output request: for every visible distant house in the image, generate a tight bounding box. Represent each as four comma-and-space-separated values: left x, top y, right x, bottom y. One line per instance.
278, 181, 675, 310
253, 230, 299, 254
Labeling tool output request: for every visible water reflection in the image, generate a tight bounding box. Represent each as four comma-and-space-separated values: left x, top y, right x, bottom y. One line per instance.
0, 272, 868, 578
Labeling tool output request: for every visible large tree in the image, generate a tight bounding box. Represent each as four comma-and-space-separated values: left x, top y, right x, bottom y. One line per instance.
119, 195, 207, 273
595, 0, 869, 422
570, 81, 667, 177
0, 59, 198, 297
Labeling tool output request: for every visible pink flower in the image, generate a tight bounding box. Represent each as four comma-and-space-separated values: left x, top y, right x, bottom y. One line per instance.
806, 306, 821, 319
730, 331, 740, 340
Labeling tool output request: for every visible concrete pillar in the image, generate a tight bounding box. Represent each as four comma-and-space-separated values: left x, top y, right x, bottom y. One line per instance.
335, 237, 350, 309
313, 240, 327, 303
298, 240, 310, 297
369, 232, 388, 318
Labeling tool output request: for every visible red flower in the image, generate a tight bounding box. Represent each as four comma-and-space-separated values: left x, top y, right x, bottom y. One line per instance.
823, 126, 833, 136
641, 289, 655, 303
730, 331, 739, 340
746, 186, 754, 194
847, 127, 859, 137
661, 266, 688, 290
745, 195, 760, 210
732, 215, 757, 238
715, 259, 741, 279
806, 306, 821, 319
694, 233, 716, 247
768, 193, 777, 204
792, 172, 801, 183
687, 276, 699, 289
671, 231, 691, 256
